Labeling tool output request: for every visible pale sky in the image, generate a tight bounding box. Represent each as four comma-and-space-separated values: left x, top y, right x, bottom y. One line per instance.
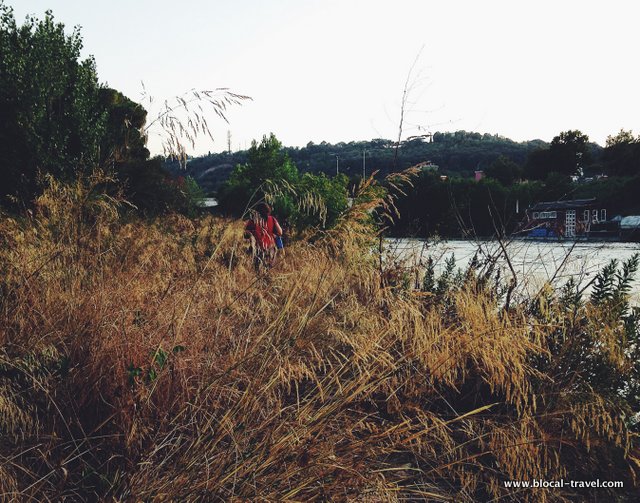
11, 0, 640, 155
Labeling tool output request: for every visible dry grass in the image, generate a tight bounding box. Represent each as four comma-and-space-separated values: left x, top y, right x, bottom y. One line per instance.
0, 173, 637, 502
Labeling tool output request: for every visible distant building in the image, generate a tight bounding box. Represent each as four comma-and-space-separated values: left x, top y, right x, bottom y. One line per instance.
474, 170, 484, 182
523, 198, 607, 238
415, 161, 438, 172
571, 174, 609, 184
197, 198, 219, 213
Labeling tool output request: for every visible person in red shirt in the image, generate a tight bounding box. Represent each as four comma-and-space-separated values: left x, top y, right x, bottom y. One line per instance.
244, 202, 283, 269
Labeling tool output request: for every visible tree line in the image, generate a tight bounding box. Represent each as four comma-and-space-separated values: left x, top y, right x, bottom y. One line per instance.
0, 3, 205, 216
208, 128, 640, 237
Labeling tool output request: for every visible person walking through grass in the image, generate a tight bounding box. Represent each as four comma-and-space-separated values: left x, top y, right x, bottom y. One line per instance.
244, 202, 283, 269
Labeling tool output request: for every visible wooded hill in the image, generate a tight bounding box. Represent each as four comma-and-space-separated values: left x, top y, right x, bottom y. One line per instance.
172, 128, 640, 239
167, 131, 581, 195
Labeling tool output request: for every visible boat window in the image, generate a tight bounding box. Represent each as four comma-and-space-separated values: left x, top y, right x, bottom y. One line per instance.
601, 209, 606, 221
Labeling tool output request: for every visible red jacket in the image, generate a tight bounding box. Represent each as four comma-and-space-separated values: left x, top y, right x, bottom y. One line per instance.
245, 215, 277, 249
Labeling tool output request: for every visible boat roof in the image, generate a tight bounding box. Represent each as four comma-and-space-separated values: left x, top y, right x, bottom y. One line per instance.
620, 216, 640, 228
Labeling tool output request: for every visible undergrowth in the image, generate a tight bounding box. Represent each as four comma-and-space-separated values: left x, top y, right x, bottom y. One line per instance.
0, 173, 638, 502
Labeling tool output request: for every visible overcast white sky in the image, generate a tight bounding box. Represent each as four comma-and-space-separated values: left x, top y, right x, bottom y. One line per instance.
11, 0, 640, 155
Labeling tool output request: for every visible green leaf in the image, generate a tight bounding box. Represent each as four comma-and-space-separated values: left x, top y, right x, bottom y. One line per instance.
152, 348, 168, 369
126, 363, 142, 385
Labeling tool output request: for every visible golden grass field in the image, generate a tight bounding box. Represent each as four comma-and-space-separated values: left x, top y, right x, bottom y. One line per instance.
0, 173, 638, 501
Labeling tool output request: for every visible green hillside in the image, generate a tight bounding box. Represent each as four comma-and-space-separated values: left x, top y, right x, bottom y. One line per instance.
166, 131, 561, 195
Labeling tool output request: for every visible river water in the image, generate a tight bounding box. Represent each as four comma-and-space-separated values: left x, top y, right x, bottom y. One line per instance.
385, 239, 640, 305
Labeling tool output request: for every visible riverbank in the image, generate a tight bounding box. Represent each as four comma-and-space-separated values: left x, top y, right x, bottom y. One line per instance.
385, 238, 640, 305
1, 178, 639, 501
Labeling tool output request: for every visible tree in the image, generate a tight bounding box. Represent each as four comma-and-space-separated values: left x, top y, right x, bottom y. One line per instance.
0, 3, 106, 205
549, 130, 590, 176
296, 172, 348, 228
98, 88, 149, 164
217, 133, 299, 215
217, 133, 350, 229
524, 130, 590, 180
524, 148, 553, 180
603, 129, 640, 177
606, 129, 637, 147
485, 155, 522, 186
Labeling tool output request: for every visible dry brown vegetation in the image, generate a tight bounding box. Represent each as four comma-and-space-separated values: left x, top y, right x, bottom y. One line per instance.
0, 173, 638, 502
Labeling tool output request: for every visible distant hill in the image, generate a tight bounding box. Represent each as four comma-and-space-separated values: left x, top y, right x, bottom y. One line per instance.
165, 131, 558, 195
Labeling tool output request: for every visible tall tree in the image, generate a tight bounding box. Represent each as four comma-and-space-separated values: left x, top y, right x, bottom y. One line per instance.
98, 88, 149, 165
217, 133, 349, 228
217, 133, 299, 215
603, 129, 640, 177
0, 3, 106, 205
606, 129, 637, 147
549, 130, 590, 176
525, 130, 590, 180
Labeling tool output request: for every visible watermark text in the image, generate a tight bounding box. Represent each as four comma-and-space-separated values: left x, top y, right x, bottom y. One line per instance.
504, 479, 623, 489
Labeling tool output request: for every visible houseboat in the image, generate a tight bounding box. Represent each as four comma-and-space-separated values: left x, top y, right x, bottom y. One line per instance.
522, 198, 609, 239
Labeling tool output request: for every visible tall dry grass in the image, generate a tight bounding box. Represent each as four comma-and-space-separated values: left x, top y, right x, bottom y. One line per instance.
0, 173, 637, 501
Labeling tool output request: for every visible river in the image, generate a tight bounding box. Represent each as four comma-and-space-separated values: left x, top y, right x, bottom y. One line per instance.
386, 239, 640, 305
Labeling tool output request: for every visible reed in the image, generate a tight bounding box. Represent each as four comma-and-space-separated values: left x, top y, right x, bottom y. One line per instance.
0, 172, 637, 501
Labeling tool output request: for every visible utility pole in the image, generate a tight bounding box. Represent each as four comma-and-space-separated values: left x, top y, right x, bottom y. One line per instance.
331, 153, 340, 175
362, 149, 368, 179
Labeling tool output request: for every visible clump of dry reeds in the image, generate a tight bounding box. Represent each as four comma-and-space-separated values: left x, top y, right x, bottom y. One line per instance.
0, 172, 637, 502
